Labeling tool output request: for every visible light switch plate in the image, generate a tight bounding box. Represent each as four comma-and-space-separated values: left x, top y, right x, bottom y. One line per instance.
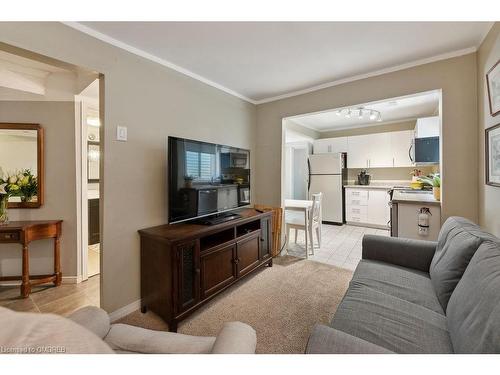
116, 126, 127, 141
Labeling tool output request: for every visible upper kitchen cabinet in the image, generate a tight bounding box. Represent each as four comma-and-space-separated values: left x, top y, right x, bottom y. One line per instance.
415, 116, 439, 138
347, 133, 392, 168
391, 130, 414, 167
313, 137, 348, 154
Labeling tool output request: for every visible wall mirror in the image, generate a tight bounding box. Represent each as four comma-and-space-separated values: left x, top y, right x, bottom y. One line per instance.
0, 123, 44, 208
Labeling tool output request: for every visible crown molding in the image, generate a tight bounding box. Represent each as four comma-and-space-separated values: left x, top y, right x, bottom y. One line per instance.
254, 47, 477, 104
63, 22, 479, 106
62, 22, 257, 104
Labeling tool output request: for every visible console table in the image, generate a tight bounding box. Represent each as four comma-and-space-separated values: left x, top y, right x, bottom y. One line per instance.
139, 208, 273, 332
0, 220, 63, 297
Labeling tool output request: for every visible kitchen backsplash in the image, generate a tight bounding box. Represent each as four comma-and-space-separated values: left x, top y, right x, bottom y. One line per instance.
347, 166, 438, 181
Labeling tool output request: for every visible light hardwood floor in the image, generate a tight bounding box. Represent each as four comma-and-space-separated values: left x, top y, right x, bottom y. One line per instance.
0, 275, 99, 316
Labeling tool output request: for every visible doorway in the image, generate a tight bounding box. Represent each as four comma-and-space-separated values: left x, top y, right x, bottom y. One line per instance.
77, 79, 102, 282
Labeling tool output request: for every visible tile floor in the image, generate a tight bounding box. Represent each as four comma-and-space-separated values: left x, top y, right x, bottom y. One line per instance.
285, 224, 389, 270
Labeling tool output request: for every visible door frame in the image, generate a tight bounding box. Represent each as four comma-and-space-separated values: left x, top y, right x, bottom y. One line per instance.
75, 75, 104, 284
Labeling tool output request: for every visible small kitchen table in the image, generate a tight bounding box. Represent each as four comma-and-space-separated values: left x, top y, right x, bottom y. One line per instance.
284, 199, 313, 256
0, 220, 63, 297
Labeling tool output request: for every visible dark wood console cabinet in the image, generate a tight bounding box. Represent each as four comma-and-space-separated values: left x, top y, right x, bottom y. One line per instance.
138, 208, 273, 332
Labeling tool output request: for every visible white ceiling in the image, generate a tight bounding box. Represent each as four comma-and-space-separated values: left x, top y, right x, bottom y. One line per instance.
74, 22, 492, 103
289, 91, 440, 132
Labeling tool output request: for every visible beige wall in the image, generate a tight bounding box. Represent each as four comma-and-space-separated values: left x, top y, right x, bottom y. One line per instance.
319, 120, 416, 138
0, 101, 77, 278
478, 23, 500, 236
0, 22, 256, 313
256, 53, 478, 223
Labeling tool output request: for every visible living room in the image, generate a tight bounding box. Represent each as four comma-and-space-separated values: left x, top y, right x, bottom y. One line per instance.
1, 1, 499, 372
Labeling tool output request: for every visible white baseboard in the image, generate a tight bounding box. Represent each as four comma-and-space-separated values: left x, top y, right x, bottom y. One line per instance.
109, 299, 141, 322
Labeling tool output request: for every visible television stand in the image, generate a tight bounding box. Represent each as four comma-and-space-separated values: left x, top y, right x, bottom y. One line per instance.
194, 212, 242, 225
138, 208, 273, 332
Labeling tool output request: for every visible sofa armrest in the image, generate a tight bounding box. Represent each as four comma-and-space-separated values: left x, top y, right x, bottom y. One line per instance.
211, 322, 257, 354
306, 325, 393, 354
362, 235, 437, 272
104, 323, 216, 354
68, 306, 111, 339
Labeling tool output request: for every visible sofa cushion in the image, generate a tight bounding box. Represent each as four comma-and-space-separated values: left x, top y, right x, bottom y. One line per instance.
430, 217, 494, 311
446, 240, 500, 353
353, 259, 444, 315
331, 282, 453, 353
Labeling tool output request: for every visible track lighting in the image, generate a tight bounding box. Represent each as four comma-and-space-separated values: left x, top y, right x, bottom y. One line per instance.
333, 107, 382, 122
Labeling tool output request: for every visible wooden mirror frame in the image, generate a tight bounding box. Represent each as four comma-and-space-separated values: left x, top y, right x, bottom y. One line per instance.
0, 123, 44, 208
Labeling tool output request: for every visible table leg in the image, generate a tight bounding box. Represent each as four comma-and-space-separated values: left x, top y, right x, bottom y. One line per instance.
21, 244, 31, 298
54, 235, 62, 286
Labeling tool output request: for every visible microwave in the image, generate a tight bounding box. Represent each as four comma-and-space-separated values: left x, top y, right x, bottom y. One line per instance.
221, 152, 248, 169
414, 136, 439, 165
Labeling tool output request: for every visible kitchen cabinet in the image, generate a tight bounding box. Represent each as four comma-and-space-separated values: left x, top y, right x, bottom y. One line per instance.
366, 190, 390, 227
347, 133, 392, 168
415, 116, 439, 138
347, 134, 371, 168
345, 188, 390, 228
313, 137, 348, 154
391, 130, 414, 167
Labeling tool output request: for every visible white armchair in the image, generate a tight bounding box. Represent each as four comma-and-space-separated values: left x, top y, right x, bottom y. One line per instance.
0, 305, 257, 354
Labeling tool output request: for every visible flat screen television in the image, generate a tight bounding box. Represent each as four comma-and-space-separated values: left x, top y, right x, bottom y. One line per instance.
168, 136, 251, 224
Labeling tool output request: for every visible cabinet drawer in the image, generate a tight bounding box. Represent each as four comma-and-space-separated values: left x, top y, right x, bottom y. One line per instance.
346, 206, 367, 217
347, 215, 366, 223
0, 231, 20, 242
346, 189, 368, 199
346, 196, 368, 206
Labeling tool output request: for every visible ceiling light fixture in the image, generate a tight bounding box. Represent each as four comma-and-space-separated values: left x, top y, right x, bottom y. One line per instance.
334, 107, 382, 122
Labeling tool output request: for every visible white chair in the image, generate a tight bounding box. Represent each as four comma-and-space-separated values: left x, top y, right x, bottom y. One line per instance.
285, 193, 323, 258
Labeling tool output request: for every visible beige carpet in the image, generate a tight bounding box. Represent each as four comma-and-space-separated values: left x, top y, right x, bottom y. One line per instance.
118, 256, 353, 353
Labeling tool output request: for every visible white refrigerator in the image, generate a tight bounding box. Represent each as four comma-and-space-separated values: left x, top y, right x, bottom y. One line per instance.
308, 153, 346, 224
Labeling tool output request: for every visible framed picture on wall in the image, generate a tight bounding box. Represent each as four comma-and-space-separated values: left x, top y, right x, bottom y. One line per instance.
486, 59, 500, 117
486, 123, 500, 187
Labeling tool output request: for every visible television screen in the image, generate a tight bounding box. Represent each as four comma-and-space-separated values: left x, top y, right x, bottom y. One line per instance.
168, 136, 250, 223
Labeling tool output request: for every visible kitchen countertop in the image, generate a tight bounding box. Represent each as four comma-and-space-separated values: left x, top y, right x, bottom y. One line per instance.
344, 180, 411, 190
391, 190, 441, 206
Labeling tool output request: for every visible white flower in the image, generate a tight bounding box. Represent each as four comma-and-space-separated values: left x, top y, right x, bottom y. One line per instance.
0, 183, 7, 195
8, 176, 17, 184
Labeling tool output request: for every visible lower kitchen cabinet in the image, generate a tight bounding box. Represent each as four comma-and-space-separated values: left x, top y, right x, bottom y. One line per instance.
345, 188, 390, 228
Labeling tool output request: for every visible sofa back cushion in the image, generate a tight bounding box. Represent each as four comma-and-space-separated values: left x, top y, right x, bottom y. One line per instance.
446, 240, 500, 353
430, 217, 493, 310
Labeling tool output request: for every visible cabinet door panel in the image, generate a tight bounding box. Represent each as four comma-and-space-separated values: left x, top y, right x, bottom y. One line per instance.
237, 233, 260, 277
176, 240, 200, 313
391, 130, 414, 167
367, 190, 390, 227
200, 245, 236, 299
313, 139, 330, 154
347, 135, 370, 168
368, 133, 393, 168
260, 217, 272, 259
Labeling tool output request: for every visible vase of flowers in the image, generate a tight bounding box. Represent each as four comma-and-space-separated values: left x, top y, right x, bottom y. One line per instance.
0, 168, 38, 224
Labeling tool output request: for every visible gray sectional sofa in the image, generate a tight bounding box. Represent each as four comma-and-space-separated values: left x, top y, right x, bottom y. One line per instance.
306, 216, 500, 354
